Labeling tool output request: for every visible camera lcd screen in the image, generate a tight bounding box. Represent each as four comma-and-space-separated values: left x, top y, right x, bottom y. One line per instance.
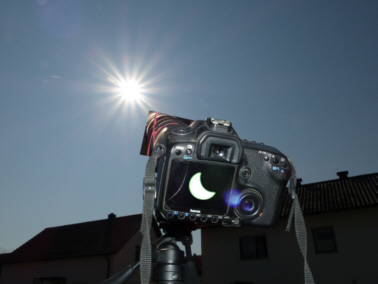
164, 160, 236, 215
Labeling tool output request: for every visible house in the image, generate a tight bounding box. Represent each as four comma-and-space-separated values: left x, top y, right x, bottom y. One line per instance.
201, 172, 378, 284
0, 213, 161, 284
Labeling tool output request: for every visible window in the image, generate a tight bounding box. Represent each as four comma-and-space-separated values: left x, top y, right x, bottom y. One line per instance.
135, 245, 141, 262
312, 227, 337, 253
240, 235, 268, 260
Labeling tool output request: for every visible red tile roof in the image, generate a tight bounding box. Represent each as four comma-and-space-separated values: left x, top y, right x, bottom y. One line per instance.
7, 214, 160, 263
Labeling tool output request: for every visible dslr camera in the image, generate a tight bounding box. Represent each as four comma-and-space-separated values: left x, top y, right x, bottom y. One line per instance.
140, 111, 292, 227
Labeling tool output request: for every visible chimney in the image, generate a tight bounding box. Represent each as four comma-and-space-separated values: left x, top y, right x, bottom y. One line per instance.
337, 171, 349, 180
297, 178, 303, 186
108, 213, 116, 220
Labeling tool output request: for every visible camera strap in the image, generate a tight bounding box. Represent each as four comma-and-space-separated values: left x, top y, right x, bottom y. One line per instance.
140, 144, 165, 284
286, 158, 315, 284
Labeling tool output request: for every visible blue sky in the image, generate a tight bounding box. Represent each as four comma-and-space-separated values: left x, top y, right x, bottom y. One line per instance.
1, 1, 377, 255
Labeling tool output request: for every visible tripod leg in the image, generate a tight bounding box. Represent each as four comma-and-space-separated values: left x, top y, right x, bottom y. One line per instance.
101, 262, 139, 284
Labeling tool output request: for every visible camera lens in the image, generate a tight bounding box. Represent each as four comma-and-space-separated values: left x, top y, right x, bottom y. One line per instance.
234, 189, 263, 220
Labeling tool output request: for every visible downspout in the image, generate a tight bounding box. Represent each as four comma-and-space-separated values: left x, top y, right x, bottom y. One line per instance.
105, 255, 111, 279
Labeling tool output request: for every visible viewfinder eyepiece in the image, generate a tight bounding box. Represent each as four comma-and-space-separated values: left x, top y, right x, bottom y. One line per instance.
210, 144, 232, 160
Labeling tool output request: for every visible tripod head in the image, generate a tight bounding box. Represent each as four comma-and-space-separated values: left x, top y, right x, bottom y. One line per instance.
150, 222, 202, 284
101, 222, 201, 284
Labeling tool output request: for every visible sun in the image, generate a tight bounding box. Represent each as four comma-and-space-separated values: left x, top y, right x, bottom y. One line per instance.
90, 50, 164, 119
117, 79, 142, 102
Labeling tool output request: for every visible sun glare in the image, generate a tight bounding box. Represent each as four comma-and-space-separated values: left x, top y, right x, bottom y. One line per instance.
118, 80, 142, 101
91, 50, 164, 120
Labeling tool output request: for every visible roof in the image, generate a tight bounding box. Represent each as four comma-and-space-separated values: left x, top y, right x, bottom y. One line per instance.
282, 172, 378, 216
6, 213, 161, 263
0, 253, 11, 264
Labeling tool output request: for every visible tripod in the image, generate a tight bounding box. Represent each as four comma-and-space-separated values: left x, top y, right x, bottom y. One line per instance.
102, 222, 201, 284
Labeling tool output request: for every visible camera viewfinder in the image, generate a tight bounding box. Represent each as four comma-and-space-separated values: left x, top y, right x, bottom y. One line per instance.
210, 144, 232, 161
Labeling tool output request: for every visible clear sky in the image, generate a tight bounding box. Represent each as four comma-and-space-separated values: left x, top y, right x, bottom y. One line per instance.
1, 1, 377, 256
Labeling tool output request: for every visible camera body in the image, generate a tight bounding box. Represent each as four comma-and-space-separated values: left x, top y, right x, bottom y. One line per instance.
142, 112, 291, 227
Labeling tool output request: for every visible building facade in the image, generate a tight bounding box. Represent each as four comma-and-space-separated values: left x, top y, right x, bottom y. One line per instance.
201, 172, 378, 284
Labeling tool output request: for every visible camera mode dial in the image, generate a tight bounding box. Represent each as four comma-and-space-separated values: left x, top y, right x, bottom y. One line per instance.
234, 189, 263, 220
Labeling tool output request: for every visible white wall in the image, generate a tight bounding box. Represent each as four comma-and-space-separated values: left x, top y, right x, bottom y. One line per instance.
201, 207, 378, 284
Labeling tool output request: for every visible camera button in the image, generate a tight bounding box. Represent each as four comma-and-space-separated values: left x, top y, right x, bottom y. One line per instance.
186, 149, 192, 155
189, 214, 196, 221
175, 149, 182, 156
271, 155, 279, 164
240, 167, 251, 180
211, 216, 218, 223
166, 211, 174, 219
200, 215, 208, 222
178, 212, 186, 220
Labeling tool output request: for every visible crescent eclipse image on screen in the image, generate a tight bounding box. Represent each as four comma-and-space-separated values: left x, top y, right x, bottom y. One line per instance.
164, 160, 236, 215
189, 172, 216, 200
